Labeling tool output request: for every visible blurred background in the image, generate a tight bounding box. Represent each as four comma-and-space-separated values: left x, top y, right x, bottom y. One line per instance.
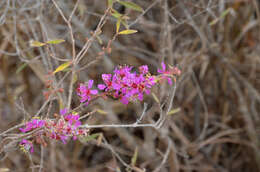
0, 0, 260, 171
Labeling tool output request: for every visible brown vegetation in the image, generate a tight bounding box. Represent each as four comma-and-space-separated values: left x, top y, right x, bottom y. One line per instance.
0, 0, 259, 171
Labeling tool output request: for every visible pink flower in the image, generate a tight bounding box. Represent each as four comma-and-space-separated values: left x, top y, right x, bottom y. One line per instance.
64, 113, 81, 127
157, 62, 181, 85
77, 80, 98, 105
20, 139, 34, 153
20, 118, 45, 133
98, 74, 112, 91
139, 65, 148, 74
60, 108, 68, 115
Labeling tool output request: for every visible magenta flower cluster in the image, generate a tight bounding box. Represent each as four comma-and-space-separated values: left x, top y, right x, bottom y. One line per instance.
98, 65, 156, 104
19, 109, 88, 153
77, 63, 181, 105
19, 118, 45, 133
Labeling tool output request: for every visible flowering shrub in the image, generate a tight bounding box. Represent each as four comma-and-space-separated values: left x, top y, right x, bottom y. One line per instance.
18, 62, 180, 153
19, 109, 89, 153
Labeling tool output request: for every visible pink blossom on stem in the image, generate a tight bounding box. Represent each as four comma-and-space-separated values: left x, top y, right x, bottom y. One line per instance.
19, 109, 89, 153
139, 65, 148, 74
19, 139, 34, 153
98, 74, 112, 91
96, 65, 156, 104
77, 80, 98, 105
157, 62, 181, 85
20, 118, 45, 133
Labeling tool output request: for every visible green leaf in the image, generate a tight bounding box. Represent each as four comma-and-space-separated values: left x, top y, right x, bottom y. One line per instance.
53, 61, 72, 74
59, 99, 64, 111
209, 8, 231, 26
96, 35, 103, 45
220, 8, 231, 18
117, 1, 143, 12
96, 109, 108, 115
83, 133, 100, 142
131, 147, 138, 166
167, 107, 181, 115
121, 19, 129, 29
16, 63, 28, 74
30, 40, 46, 47
152, 92, 160, 104
46, 39, 65, 44
108, 0, 114, 7
118, 29, 137, 35
116, 18, 121, 33
72, 73, 78, 84
111, 9, 123, 18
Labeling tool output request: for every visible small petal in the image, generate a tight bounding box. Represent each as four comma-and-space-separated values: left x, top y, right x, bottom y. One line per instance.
88, 80, 94, 89
120, 97, 129, 104
75, 121, 81, 127
80, 96, 87, 103
139, 65, 148, 74
60, 108, 68, 115
157, 69, 163, 73
138, 93, 143, 101
112, 83, 121, 90
79, 84, 87, 92
84, 101, 90, 106
19, 128, 26, 133
167, 78, 172, 85
145, 89, 150, 95
102, 74, 112, 81
90, 89, 98, 95
60, 135, 68, 144
98, 84, 106, 90
161, 62, 166, 71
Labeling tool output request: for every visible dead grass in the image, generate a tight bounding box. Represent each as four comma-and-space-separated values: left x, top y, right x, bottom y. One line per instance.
0, 0, 259, 171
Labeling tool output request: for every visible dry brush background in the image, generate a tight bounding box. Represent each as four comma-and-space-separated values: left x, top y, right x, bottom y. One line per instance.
0, 0, 260, 172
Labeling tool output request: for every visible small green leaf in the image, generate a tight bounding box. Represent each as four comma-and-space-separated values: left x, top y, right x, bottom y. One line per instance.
59, 99, 64, 111
30, 40, 46, 47
97, 133, 103, 146
116, 18, 121, 33
131, 147, 138, 166
46, 39, 65, 44
209, 8, 231, 26
121, 19, 129, 29
152, 93, 160, 104
53, 61, 72, 74
16, 63, 28, 74
111, 9, 123, 18
108, 0, 114, 7
118, 29, 137, 35
220, 8, 231, 18
78, 2, 87, 17
167, 107, 181, 115
96, 35, 103, 45
96, 109, 108, 115
117, 1, 143, 12
72, 73, 78, 84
